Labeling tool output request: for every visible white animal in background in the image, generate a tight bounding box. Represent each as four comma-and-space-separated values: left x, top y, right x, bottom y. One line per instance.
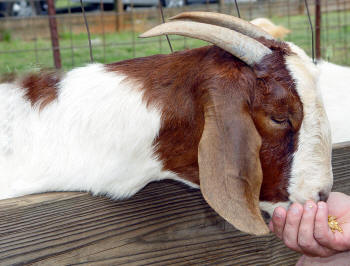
0, 12, 333, 235
250, 17, 291, 39
318, 61, 350, 144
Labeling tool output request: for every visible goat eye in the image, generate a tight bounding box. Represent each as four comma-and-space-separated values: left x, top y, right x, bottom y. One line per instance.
271, 117, 288, 124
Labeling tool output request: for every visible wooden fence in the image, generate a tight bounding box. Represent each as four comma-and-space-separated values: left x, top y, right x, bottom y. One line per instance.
0, 142, 349, 265
1, 0, 350, 74
1, 0, 348, 40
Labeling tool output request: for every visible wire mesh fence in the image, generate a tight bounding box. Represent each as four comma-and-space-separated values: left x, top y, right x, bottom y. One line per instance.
0, 0, 349, 75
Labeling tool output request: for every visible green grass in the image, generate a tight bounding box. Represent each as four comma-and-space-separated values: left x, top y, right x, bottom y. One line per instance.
0, 31, 206, 74
55, 0, 82, 9
0, 9, 349, 75
269, 10, 350, 64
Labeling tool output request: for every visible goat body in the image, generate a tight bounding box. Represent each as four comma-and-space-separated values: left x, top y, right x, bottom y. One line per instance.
0, 43, 332, 200
0, 13, 334, 235
0, 47, 249, 199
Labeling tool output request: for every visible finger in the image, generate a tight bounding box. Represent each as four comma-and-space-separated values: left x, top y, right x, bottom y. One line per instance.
314, 201, 335, 247
298, 201, 317, 253
272, 207, 287, 239
282, 203, 303, 252
298, 201, 335, 257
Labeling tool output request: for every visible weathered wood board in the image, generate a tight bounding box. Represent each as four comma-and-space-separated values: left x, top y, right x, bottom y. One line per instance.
0, 143, 349, 266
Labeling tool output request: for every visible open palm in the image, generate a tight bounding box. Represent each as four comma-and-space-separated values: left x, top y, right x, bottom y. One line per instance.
327, 192, 350, 251
314, 192, 350, 251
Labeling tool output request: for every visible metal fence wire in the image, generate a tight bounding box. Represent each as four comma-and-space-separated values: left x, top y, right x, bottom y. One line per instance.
0, 0, 349, 75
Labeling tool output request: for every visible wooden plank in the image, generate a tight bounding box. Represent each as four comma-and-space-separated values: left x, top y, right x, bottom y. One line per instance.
0, 144, 349, 266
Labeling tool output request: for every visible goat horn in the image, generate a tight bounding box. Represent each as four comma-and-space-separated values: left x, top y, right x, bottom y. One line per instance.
169, 11, 274, 41
139, 21, 272, 66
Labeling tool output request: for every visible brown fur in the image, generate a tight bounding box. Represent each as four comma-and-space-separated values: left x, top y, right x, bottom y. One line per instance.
20, 71, 61, 110
253, 39, 302, 201
108, 40, 301, 203
108, 48, 209, 184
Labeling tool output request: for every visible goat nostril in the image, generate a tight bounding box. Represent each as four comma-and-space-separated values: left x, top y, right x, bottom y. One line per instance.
318, 191, 329, 202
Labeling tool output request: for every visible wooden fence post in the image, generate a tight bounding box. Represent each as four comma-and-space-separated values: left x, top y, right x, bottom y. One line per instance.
298, 0, 305, 14
219, 0, 225, 13
115, 0, 124, 32
315, 0, 322, 60
47, 0, 61, 69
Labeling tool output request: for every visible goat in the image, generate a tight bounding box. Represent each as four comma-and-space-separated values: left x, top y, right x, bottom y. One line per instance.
0, 12, 333, 235
250, 17, 291, 39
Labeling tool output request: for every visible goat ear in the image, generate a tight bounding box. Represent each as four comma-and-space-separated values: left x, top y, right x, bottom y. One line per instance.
198, 89, 269, 235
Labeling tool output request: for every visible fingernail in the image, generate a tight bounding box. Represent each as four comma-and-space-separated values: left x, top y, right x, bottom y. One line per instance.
275, 210, 283, 218
290, 205, 300, 214
305, 201, 315, 210
318, 201, 326, 209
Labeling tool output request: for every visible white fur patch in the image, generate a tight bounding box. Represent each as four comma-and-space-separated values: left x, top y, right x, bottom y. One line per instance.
0, 83, 16, 157
318, 61, 350, 144
285, 44, 333, 204
0, 64, 178, 200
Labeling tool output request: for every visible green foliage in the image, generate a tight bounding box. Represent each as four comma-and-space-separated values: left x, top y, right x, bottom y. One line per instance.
0, 29, 11, 42
55, 0, 82, 9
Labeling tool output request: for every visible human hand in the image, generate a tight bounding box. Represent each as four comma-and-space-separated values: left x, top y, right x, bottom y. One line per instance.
269, 192, 350, 257
296, 251, 350, 266
314, 192, 350, 251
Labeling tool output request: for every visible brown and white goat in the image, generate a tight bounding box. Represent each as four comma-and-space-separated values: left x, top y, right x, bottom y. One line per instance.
0, 12, 332, 235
